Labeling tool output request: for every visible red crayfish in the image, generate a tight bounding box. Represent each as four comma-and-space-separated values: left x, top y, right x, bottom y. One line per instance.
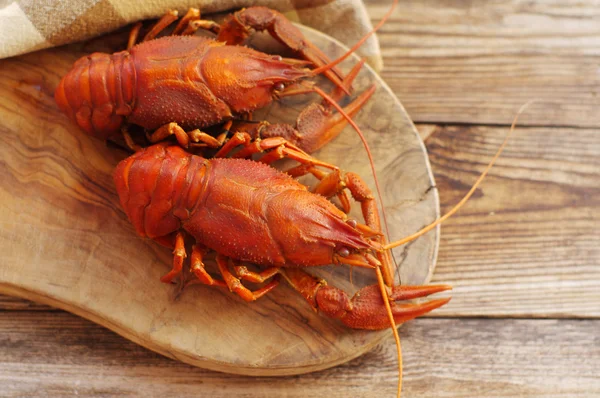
114, 142, 451, 330
54, 6, 377, 154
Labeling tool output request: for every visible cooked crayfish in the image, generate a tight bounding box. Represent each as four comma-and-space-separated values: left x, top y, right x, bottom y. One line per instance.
114, 142, 451, 329
54, 6, 380, 154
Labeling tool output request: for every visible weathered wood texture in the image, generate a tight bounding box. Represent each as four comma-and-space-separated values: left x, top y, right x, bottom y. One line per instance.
422, 124, 600, 317
366, 0, 600, 127
1, 313, 598, 398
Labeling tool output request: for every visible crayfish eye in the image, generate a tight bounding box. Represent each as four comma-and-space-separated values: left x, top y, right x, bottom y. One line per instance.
346, 219, 357, 228
273, 82, 285, 92
338, 248, 350, 257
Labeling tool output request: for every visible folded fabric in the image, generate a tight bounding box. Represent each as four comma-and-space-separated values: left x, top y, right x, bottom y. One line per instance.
0, 0, 382, 70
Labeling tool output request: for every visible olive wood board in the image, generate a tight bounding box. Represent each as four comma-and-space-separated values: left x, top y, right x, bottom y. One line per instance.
0, 24, 439, 376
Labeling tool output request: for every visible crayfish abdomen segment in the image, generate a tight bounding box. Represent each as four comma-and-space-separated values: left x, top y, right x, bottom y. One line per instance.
114, 144, 208, 240
55, 51, 136, 138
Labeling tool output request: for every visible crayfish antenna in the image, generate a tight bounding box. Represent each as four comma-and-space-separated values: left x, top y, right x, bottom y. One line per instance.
384, 101, 535, 252
376, 101, 533, 398
375, 265, 403, 398
311, 0, 399, 77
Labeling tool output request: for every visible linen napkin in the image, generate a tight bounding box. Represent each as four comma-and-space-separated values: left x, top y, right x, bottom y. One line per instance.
0, 0, 382, 70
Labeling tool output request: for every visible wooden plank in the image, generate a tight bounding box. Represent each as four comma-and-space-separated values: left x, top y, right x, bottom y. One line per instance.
0, 312, 598, 397
420, 124, 600, 317
365, 0, 600, 127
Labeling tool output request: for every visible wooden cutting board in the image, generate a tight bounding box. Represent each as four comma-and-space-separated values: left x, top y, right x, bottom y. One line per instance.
0, 24, 439, 376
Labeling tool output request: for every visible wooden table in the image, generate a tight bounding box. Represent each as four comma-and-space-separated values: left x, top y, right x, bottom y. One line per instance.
1, 1, 599, 396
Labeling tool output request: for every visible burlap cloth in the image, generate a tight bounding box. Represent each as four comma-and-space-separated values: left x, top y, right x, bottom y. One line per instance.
0, 0, 382, 70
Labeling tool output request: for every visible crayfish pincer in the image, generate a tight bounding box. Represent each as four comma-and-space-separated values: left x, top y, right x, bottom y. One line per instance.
54, 7, 375, 153
113, 143, 451, 329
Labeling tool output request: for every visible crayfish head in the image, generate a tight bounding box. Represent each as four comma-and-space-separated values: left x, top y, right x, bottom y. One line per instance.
202, 45, 311, 114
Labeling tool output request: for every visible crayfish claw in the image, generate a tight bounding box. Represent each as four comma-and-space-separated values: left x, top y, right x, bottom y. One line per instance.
280, 268, 450, 330
216, 6, 347, 91
316, 284, 451, 330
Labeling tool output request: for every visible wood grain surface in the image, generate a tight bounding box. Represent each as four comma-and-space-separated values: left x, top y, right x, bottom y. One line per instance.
1, 312, 598, 397
1, 0, 599, 396
424, 124, 600, 317
0, 24, 440, 376
370, 0, 600, 127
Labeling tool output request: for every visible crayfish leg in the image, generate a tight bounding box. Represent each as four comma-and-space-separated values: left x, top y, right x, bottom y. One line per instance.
213, 132, 252, 158
233, 264, 280, 284
127, 8, 218, 50
159, 231, 186, 284
172, 8, 201, 35
186, 244, 227, 288
216, 255, 280, 302
173, 9, 220, 36
127, 22, 143, 50
121, 127, 142, 152
142, 10, 179, 42
148, 122, 228, 149
211, 131, 337, 174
